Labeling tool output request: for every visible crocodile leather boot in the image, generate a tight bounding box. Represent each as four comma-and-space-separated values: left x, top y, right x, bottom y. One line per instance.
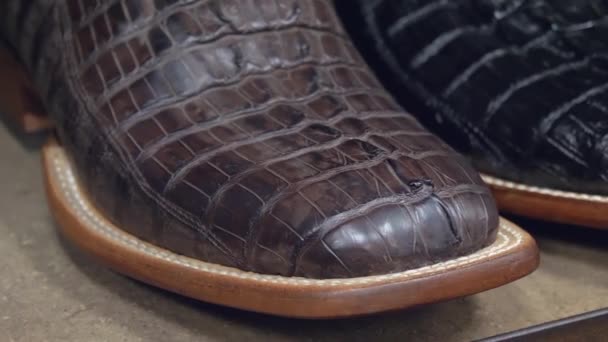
0, 0, 537, 317
338, 0, 608, 229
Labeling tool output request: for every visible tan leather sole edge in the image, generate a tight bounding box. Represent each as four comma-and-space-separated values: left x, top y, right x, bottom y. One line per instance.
41, 139, 539, 318
482, 174, 608, 230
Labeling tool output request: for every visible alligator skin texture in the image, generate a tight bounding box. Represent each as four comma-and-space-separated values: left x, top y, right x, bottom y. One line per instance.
338, 0, 608, 195
0, 0, 498, 279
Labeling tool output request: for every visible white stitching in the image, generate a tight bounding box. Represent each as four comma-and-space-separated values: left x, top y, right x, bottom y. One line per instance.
482, 174, 608, 203
47, 146, 523, 287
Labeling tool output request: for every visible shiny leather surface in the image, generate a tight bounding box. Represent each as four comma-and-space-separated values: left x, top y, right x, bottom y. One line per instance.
339, 0, 608, 195
0, 0, 497, 278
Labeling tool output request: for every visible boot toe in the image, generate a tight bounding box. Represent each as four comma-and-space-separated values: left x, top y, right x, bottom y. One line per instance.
294, 180, 499, 278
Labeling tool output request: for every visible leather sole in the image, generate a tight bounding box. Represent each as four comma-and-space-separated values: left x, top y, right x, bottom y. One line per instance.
483, 174, 608, 230
41, 138, 539, 318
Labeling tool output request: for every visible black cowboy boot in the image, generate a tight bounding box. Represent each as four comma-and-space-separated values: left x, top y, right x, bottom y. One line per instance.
338, 0, 608, 229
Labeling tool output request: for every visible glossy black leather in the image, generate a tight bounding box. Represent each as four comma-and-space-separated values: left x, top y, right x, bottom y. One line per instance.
338, 0, 608, 195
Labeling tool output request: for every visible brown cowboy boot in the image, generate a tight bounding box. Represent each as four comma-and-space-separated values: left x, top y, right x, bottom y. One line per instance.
0, 0, 537, 317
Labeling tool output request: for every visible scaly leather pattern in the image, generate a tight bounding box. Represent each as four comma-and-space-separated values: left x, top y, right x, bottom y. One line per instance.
339, 0, 608, 195
0, 0, 497, 278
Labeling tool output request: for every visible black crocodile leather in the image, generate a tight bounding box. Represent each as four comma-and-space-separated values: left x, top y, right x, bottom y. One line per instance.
338, 0, 608, 195
0, 0, 498, 279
